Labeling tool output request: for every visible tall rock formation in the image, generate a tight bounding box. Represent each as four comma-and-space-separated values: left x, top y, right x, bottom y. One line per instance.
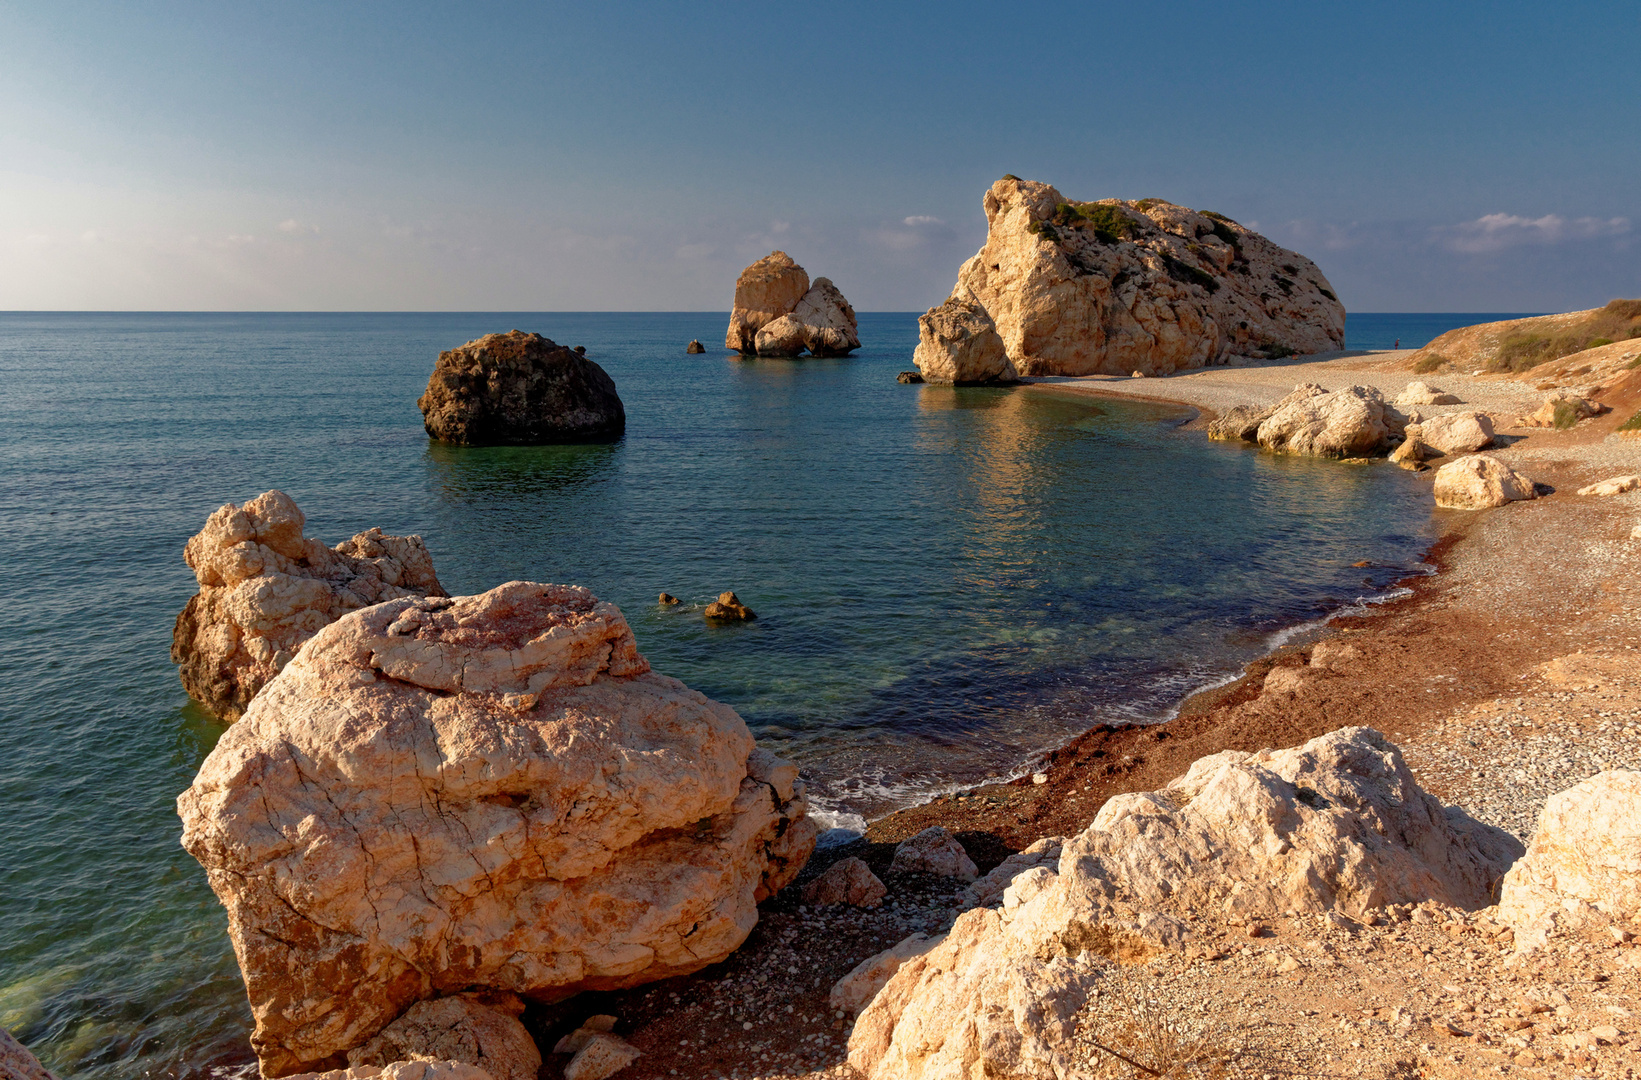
178, 581, 816, 1077
172, 490, 447, 722
418, 331, 625, 445
914, 177, 1344, 381
725, 253, 860, 357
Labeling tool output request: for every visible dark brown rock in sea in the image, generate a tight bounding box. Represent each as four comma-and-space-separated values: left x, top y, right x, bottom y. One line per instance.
418, 330, 625, 445
686, 340, 706, 354
897, 371, 924, 384
704, 591, 756, 622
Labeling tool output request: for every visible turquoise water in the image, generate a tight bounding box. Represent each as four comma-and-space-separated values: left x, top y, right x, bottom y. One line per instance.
1343, 311, 1541, 351
0, 311, 1441, 1078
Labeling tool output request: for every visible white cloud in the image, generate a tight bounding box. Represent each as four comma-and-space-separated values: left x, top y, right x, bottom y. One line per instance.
1440, 212, 1631, 253
277, 218, 321, 235
226, 233, 255, 244
903, 215, 943, 227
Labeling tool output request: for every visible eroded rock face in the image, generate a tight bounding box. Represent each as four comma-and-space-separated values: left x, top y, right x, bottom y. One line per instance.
726, 252, 811, 353
178, 581, 815, 1077
172, 490, 447, 722
418, 331, 625, 445
933, 177, 1344, 377
1433, 455, 1538, 509
911, 296, 1014, 384
727, 256, 860, 358
1498, 771, 1641, 948
1256, 384, 1406, 458
346, 997, 538, 1080
847, 728, 1521, 1080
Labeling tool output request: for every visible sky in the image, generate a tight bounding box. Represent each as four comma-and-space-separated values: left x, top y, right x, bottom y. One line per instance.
1, 1, 1636, 313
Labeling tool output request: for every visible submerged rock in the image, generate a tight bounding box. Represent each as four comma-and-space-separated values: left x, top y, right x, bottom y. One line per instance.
0, 1029, 57, 1080
896, 370, 924, 384
177, 581, 814, 1076
846, 727, 1521, 1080
1433, 454, 1538, 509
703, 591, 756, 621
725, 254, 859, 357
1206, 403, 1274, 442
924, 177, 1344, 378
911, 295, 1014, 385
172, 490, 447, 722
418, 330, 625, 445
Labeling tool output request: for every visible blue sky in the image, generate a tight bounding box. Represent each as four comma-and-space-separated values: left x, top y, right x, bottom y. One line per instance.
1, 1, 1636, 311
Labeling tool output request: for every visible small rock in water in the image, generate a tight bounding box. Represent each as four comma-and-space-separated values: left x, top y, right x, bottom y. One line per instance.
1131, 370, 1146, 378
574, 345, 586, 355
704, 591, 756, 621
658, 592, 680, 606
897, 370, 924, 384
686, 339, 706, 354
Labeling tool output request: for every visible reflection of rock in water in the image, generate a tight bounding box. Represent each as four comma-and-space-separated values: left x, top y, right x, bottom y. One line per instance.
423, 440, 620, 498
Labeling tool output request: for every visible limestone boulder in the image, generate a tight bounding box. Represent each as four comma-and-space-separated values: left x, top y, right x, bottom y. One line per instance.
347, 997, 538, 1080
172, 490, 447, 722
847, 728, 1522, 1080
286, 1062, 493, 1080
418, 331, 625, 445
1206, 403, 1273, 442
802, 856, 887, 908
561, 1034, 640, 1080
1413, 412, 1494, 455
911, 296, 1014, 385
1498, 771, 1641, 948
1519, 393, 1608, 428
753, 315, 808, 357
1577, 475, 1640, 497
1434, 455, 1538, 509
177, 581, 815, 1077
703, 591, 756, 622
726, 252, 810, 353
0, 1029, 57, 1080
829, 933, 939, 1015
1257, 384, 1405, 457
1396, 381, 1462, 407
791, 278, 860, 356
961, 837, 1062, 909
932, 177, 1344, 377
889, 827, 978, 881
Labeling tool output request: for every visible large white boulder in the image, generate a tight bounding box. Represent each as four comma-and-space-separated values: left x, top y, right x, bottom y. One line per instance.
725, 251, 810, 352
178, 581, 815, 1077
1412, 412, 1495, 455
1498, 771, 1641, 946
912, 295, 1014, 384
847, 728, 1521, 1080
1256, 384, 1406, 458
172, 490, 447, 721
1433, 455, 1538, 509
791, 277, 860, 356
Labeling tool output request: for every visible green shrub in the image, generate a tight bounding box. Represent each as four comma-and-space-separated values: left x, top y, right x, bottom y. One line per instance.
1202, 210, 1238, 225
1413, 352, 1448, 373
1586, 337, 1615, 348
1627, 355, 1641, 370
1028, 219, 1061, 242
1484, 298, 1641, 371
1054, 202, 1143, 244
1552, 400, 1583, 429
1001, 173, 1022, 181
1619, 409, 1641, 432
1163, 255, 1221, 293
1134, 198, 1166, 211
1260, 342, 1296, 359
1605, 298, 1641, 319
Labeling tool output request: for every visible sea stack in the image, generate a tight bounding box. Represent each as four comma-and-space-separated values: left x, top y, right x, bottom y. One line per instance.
178, 580, 815, 1077
418, 330, 625, 444
172, 490, 447, 722
725, 252, 860, 357
913, 177, 1345, 382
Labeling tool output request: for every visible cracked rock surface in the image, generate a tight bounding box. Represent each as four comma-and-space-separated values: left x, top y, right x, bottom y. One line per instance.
177, 580, 815, 1078
171, 489, 447, 722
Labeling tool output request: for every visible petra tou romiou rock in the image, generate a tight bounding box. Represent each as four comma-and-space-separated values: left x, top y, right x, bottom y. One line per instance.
172, 490, 447, 722
177, 580, 816, 1077
1498, 771, 1641, 954
1433, 454, 1538, 509
912, 176, 1343, 383
724, 252, 860, 357
418, 330, 625, 445
845, 727, 1522, 1080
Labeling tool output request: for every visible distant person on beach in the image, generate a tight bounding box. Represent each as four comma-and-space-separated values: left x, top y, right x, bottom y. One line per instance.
1394, 339, 1400, 349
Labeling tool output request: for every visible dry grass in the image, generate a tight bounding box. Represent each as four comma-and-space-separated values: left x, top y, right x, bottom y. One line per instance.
1488, 298, 1641, 372
1073, 965, 1236, 1079
1412, 351, 1449, 374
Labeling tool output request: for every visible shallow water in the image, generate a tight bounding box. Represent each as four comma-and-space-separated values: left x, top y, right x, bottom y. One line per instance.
0, 311, 1447, 1078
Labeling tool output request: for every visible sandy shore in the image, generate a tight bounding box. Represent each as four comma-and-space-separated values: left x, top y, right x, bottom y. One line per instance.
533, 353, 1641, 1080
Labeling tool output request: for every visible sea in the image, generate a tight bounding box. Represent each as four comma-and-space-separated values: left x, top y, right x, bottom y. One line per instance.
0, 310, 1534, 1078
